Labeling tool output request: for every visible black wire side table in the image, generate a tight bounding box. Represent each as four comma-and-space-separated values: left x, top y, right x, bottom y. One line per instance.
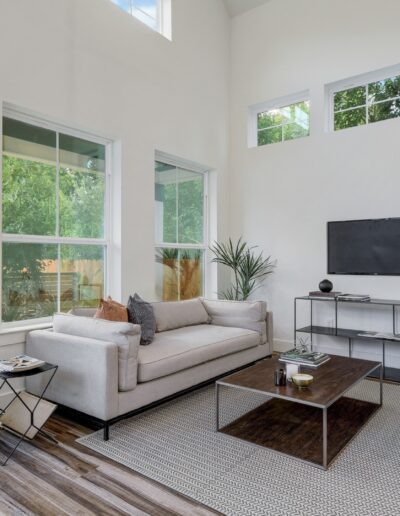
0, 363, 58, 465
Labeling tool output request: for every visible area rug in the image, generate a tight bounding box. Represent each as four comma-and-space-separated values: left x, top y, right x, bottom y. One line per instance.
78, 380, 400, 516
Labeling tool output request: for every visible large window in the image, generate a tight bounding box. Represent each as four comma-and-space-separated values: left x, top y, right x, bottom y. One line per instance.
155, 159, 207, 301
2, 112, 110, 324
110, 0, 171, 37
329, 67, 400, 131
249, 92, 310, 147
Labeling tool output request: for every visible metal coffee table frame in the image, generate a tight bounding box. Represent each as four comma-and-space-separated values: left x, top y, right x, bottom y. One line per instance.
215, 362, 383, 470
0, 363, 58, 466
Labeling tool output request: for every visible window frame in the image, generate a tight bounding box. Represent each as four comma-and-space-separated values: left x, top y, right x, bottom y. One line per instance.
248, 90, 310, 148
326, 64, 400, 132
1, 105, 113, 328
154, 151, 210, 300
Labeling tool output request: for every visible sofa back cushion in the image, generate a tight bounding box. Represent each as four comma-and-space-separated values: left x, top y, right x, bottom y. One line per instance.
151, 298, 210, 332
201, 299, 267, 344
53, 313, 140, 392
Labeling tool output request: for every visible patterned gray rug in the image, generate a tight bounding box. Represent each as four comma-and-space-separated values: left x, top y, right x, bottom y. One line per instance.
78, 380, 400, 516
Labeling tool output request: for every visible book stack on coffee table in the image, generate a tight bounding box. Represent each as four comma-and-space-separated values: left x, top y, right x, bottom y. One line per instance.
279, 349, 331, 368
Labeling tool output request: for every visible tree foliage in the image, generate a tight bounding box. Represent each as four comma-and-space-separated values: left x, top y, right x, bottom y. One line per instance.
2, 155, 105, 322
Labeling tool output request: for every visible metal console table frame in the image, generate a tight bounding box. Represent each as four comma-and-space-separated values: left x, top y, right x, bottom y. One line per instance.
0, 363, 58, 465
294, 296, 400, 380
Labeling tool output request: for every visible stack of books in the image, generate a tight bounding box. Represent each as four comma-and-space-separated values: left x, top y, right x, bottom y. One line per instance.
309, 291, 341, 299
336, 293, 371, 301
308, 291, 370, 302
279, 349, 331, 368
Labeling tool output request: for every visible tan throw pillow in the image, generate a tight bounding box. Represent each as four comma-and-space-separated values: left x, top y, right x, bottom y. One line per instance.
94, 296, 128, 322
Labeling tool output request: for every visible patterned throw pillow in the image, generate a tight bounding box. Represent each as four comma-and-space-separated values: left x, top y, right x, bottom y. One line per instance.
94, 296, 128, 322
127, 293, 156, 345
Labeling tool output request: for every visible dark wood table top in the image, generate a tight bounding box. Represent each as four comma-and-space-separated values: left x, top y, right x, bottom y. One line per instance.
217, 355, 381, 408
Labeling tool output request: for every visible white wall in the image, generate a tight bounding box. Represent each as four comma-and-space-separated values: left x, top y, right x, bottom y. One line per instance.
0, 0, 231, 352
230, 0, 400, 366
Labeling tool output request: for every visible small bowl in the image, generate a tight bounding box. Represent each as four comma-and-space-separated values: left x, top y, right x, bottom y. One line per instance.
291, 373, 314, 388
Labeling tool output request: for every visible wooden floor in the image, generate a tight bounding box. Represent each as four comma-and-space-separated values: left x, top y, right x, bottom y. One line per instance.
0, 415, 219, 516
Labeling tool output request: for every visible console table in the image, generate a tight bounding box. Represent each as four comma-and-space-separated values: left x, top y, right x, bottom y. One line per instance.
294, 296, 400, 382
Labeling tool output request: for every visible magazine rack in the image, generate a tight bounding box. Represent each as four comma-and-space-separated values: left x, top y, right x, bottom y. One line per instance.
0, 363, 58, 465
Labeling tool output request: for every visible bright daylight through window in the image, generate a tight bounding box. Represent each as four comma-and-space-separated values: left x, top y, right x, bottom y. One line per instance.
111, 0, 160, 32
2, 114, 109, 324
155, 161, 207, 301
257, 100, 310, 146
333, 74, 400, 130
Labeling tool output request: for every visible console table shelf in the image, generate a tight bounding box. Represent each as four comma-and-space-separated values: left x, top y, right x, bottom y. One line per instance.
295, 296, 400, 382
297, 325, 364, 339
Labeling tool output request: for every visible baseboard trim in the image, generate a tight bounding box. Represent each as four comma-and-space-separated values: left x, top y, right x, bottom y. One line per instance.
273, 339, 292, 353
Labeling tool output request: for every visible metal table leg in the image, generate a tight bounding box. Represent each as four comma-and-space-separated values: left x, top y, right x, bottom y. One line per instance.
215, 383, 220, 431
0, 367, 58, 466
322, 407, 328, 470
382, 340, 386, 380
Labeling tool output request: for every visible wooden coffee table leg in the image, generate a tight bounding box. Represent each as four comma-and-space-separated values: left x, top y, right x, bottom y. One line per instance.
322, 407, 328, 470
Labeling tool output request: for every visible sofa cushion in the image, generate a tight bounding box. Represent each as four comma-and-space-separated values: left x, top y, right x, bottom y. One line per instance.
127, 294, 156, 345
151, 298, 210, 332
137, 324, 259, 382
53, 313, 140, 392
201, 299, 267, 344
95, 297, 128, 322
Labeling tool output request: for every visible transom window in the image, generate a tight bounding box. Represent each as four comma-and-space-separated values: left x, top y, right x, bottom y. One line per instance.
249, 92, 310, 148
2, 111, 110, 324
333, 74, 400, 131
110, 0, 171, 38
155, 157, 208, 301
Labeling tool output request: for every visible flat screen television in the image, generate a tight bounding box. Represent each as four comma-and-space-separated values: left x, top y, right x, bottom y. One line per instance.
327, 218, 400, 275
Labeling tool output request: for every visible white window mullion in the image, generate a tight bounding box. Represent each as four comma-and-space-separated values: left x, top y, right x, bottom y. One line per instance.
56, 132, 61, 312
57, 243, 61, 313
175, 167, 179, 245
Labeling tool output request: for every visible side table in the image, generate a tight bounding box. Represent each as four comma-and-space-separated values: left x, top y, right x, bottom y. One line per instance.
0, 363, 58, 465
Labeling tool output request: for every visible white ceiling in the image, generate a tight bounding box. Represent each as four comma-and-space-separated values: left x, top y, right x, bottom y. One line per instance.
223, 0, 271, 17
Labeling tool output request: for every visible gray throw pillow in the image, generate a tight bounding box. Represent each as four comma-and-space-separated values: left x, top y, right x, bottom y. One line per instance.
127, 293, 156, 345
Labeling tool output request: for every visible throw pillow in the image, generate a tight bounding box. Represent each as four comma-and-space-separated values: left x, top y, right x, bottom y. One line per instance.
94, 296, 128, 322
127, 293, 156, 345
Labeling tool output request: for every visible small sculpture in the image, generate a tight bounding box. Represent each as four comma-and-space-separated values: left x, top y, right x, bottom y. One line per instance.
319, 279, 333, 293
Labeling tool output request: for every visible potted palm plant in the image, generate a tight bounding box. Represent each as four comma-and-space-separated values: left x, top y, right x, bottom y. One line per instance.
210, 237, 275, 300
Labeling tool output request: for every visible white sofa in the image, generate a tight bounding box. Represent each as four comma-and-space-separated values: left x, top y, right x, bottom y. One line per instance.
26, 298, 273, 439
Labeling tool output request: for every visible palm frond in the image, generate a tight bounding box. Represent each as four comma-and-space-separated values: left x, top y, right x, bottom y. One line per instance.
210, 237, 275, 301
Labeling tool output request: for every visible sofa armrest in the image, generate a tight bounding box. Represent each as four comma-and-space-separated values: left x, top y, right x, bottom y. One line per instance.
201, 298, 269, 344
26, 330, 119, 421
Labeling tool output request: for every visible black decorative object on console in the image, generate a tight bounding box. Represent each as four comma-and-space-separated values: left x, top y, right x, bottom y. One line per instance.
319, 279, 333, 293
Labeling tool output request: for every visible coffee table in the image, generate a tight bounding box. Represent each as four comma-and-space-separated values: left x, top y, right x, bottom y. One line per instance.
215, 355, 382, 469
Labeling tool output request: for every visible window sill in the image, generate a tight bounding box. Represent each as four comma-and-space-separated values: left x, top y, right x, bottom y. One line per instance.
0, 322, 52, 335
0, 322, 52, 347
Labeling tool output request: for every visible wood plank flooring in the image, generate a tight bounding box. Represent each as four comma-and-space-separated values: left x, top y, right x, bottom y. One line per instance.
0, 415, 219, 516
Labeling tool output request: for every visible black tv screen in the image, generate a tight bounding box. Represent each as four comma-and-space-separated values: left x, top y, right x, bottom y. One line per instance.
328, 218, 400, 275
